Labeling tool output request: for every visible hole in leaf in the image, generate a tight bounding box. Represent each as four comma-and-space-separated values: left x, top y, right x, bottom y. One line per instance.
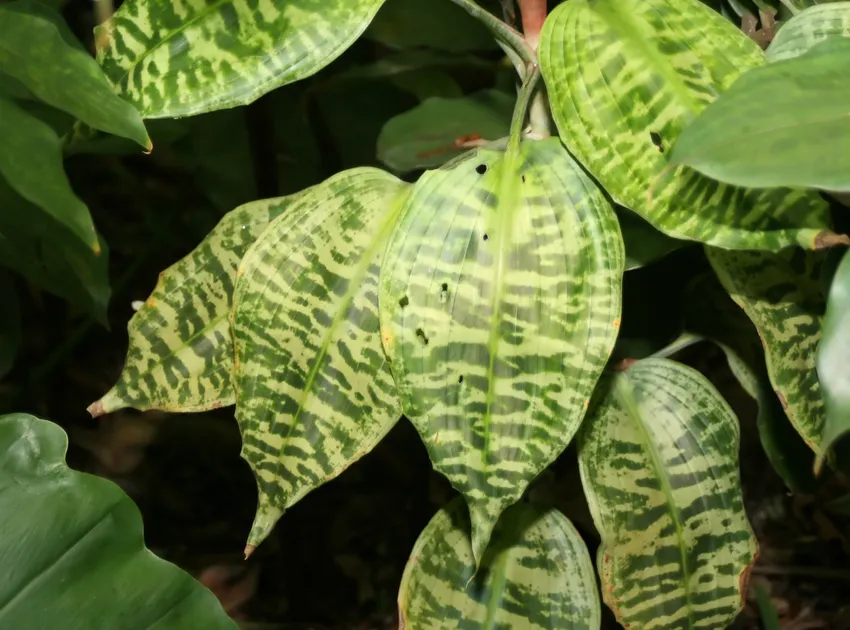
439, 283, 448, 304
521, 175, 526, 183
458, 375, 464, 384
415, 328, 429, 345
476, 164, 487, 175
398, 295, 409, 308
483, 233, 489, 241
649, 131, 664, 153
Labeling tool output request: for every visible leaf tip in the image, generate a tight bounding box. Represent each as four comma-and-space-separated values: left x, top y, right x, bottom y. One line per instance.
814, 231, 850, 250
143, 139, 153, 155
86, 399, 107, 418
243, 544, 256, 560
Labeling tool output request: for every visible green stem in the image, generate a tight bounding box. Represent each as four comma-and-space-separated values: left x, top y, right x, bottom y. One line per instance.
447, 0, 535, 68
508, 66, 541, 148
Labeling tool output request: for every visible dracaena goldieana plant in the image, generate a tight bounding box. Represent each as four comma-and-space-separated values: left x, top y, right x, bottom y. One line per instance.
74, 0, 850, 627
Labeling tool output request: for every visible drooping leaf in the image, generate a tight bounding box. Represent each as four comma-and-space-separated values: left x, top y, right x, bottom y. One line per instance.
0, 413, 236, 630
97, 0, 388, 119
0, 1, 149, 149
398, 498, 600, 630
379, 138, 624, 564
618, 208, 688, 271
817, 249, 850, 467
89, 194, 301, 417
706, 247, 828, 454
0, 97, 98, 251
766, 2, 850, 61
669, 40, 850, 193
0, 271, 21, 379
579, 358, 758, 630
232, 168, 408, 548
538, 0, 835, 251
377, 90, 513, 173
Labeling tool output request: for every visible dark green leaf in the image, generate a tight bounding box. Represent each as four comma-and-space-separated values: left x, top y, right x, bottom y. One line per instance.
0, 272, 21, 379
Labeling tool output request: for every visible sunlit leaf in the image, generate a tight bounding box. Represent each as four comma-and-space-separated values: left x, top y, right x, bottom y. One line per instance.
379, 138, 624, 564
398, 498, 600, 630
579, 358, 758, 630
232, 168, 408, 548
766, 2, 850, 61
538, 0, 835, 251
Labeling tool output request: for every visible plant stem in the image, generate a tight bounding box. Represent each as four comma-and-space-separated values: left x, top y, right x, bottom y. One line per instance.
508, 66, 541, 148
447, 0, 535, 68
519, 0, 547, 51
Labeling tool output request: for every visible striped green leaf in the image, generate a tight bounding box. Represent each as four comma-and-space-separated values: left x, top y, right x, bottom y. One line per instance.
767, 2, 850, 61
706, 247, 827, 455
232, 168, 408, 549
89, 195, 300, 417
817, 250, 850, 467
579, 358, 758, 630
97, 0, 388, 119
398, 497, 600, 630
379, 137, 624, 564
538, 0, 834, 252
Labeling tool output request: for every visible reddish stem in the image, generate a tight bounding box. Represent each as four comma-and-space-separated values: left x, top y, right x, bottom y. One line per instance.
519, 0, 547, 51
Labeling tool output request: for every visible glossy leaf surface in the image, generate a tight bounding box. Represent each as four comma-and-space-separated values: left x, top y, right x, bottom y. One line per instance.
233, 168, 408, 548
98, 0, 388, 118
579, 359, 758, 630
766, 2, 850, 61
398, 498, 600, 630
380, 138, 624, 563
0, 413, 236, 629
538, 0, 833, 251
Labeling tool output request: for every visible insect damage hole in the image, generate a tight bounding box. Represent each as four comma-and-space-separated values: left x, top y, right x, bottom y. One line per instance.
458, 375, 464, 384
475, 164, 488, 175
649, 131, 664, 153
439, 282, 448, 304
482, 233, 489, 241
415, 328, 429, 345
398, 295, 409, 308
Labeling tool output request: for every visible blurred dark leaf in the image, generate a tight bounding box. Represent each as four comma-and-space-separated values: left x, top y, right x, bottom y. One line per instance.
618, 207, 689, 271
0, 271, 21, 379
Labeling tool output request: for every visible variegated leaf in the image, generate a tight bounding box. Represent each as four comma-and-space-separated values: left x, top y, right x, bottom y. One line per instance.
538, 0, 834, 251
579, 358, 758, 630
706, 247, 828, 454
97, 0, 388, 118
379, 138, 624, 564
767, 2, 850, 61
89, 195, 300, 417
232, 168, 408, 549
398, 497, 600, 630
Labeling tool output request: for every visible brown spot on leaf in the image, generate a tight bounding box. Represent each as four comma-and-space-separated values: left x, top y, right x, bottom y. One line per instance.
814, 231, 850, 250
776, 390, 788, 410
615, 358, 638, 372
86, 399, 106, 418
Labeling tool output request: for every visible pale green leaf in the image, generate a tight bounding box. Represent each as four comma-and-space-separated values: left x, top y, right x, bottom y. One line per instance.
379, 138, 624, 564
377, 90, 513, 173
579, 358, 758, 630
90, 194, 300, 417
398, 498, 600, 630
767, 2, 850, 61
97, 0, 388, 119
538, 0, 835, 252
707, 247, 828, 455
0, 2, 149, 149
232, 168, 408, 549
670, 40, 850, 193
817, 249, 850, 467
0, 413, 236, 629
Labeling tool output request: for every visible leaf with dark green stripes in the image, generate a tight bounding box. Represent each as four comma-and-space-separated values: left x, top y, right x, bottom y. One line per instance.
97, 0, 388, 119
232, 168, 408, 549
0, 1, 149, 149
817, 249, 850, 468
706, 247, 828, 454
767, 2, 850, 61
379, 138, 624, 564
89, 195, 301, 417
398, 497, 600, 630
538, 0, 835, 251
579, 358, 758, 630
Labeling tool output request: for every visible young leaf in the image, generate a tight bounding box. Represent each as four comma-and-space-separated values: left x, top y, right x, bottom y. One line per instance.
538, 0, 835, 252
97, 0, 389, 119
398, 498, 600, 630
379, 138, 624, 564
90, 195, 301, 417
817, 249, 850, 467
0, 413, 236, 629
766, 2, 850, 61
579, 359, 758, 630
232, 168, 408, 549
706, 247, 828, 454
0, 2, 149, 149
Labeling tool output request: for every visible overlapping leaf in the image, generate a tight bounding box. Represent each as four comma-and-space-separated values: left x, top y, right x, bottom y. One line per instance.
579, 358, 758, 630
97, 0, 388, 118
618, 208, 687, 271
398, 498, 600, 630
766, 2, 850, 61
232, 168, 408, 548
0, 1, 149, 148
89, 196, 301, 418
538, 0, 834, 251
707, 247, 828, 454
0, 413, 236, 629
379, 138, 624, 564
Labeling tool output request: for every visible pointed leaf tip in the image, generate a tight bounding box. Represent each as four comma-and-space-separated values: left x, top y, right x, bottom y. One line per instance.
243, 544, 255, 560
86, 399, 106, 418
814, 231, 850, 250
